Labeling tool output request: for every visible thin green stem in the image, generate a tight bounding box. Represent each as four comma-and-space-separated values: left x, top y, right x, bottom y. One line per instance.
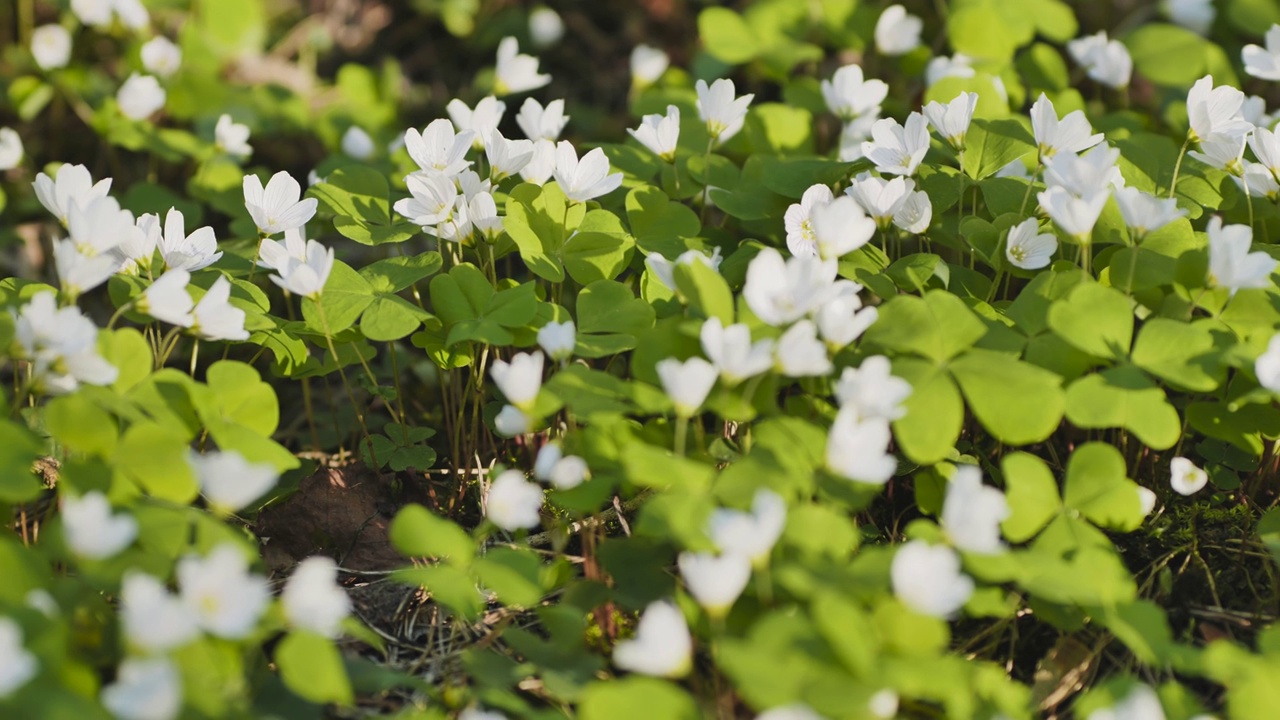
106, 301, 135, 330
316, 300, 379, 467
674, 415, 690, 457
1018, 161, 1043, 217
1169, 134, 1192, 199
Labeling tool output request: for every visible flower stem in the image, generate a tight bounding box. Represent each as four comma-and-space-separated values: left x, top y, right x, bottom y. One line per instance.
1018, 161, 1042, 217
315, 300, 379, 467
1169, 134, 1192, 199
674, 415, 689, 457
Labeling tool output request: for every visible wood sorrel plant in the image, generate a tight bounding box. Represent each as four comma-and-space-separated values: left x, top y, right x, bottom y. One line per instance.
5, 0, 1280, 717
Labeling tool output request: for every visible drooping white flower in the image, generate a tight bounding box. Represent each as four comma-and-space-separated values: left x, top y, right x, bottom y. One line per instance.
825, 407, 896, 484
941, 465, 1010, 554
821, 65, 889, 122
485, 470, 544, 530
243, 171, 317, 236
117, 74, 166, 121
1044, 145, 1122, 198
189, 450, 278, 514
533, 443, 562, 481
893, 189, 933, 234
552, 141, 623, 203
775, 320, 832, 377
1186, 75, 1252, 143
537, 320, 575, 361
178, 544, 270, 639
1206, 215, 1277, 294
1030, 94, 1105, 160
257, 226, 308, 273
1067, 31, 1133, 88
53, 239, 119, 299
519, 138, 557, 185
1114, 187, 1186, 241
63, 491, 137, 559
845, 172, 914, 228
837, 112, 881, 162
404, 119, 474, 176
282, 556, 351, 638
700, 317, 774, 385
815, 295, 878, 350
742, 248, 838, 326
548, 455, 589, 490
214, 114, 252, 160
1244, 94, 1275, 129
120, 572, 199, 654
446, 97, 505, 152
1249, 126, 1280, 181
926, 54, 976, 86
1188, 132, 1246, 175
65, 194, 135, 259
630, 45, 670, 86
491, 352, 544, 411
678, 552, 752, 617
656, 357, 718, 417
628, 105, 681, 162
835, 356, 912, 420
646, 247, 724, 294
1038, 186, 1108, 242
140, 36, 182, 78
612, 601, 692, 678
1085, 683, 1167, 720
1163, 0, 1215, 35
516, 98, 569, 141
113, 0, 150, 31
1244, 25, 1280, 81
784, 184, 835, 258
869, 690, 900, 719
157, 207, 221, 272
192, 276, 249, 342
1005, 217, 1059, 270
140, 269, 194, 327
494, 405, 530, 437
494, 36, 551, 96
469, 191, 504, 243
0, 619, 37, 699
810, 195, 876, 260
395, 171, 460, 229
485, 129, 534, 182
1138, 486, 1158, 516
1237, 161, 1280, 200
874, 4, 922, 56
1169, 457, 1209, 496
708, 489, 787, 566
341, 126, 375, 160
31, 24, 72, 70
33, 163, 112, 226
0, 128, 24, 170
12, 291, 118, 393
923, 92, 979, 151
1256, 333, 1280, 392
101, 658, 182, 720
696, 78, 754, 145
861, 112, 930, 176
891, 541, 974, 618
528, 6, 565, 48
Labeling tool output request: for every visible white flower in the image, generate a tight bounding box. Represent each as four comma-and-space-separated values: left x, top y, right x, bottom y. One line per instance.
1246, 93, 1277, 128
628, 105, 681, 162
678, 552, 752, 617
846, 172, 914, 227
1163, 0, 1215, 34
756, 705, 824, 720
1170, 457, 1209, 496
139, 269, 194, 327
742, 248, 838, 326
1031, 94, 1105, 160
460, 707, 509, 720
101, 658, 182, 720
117, 74, 165, 121
534, 443, 562, 481
646, 247, 724, 294
941, 465, 1010, 554
53, 239, 119, 298
1207, 215, 1277, 294
448, 96, 507, 151
1114, 187, 1186, 241
140, 36, 181, 78
811, 195, 876, 259
485, 129, 534, 182
612, 601, 692, 678
1186, 75, 1252, 143
71, 0, 113, 27
552, 141, 623, 203
0, 128, 24, 170
258, 226, 307, 273
157, 207, 221, 272
537, 320, 575, 360
120, 572, 198, 654
63, 491, 137, 559
997, 159, 1033, 180
282, 556, 351, 637
834, 356, 911, 420
837, 112, 880, 162
341, 126, 375, 160
491, 351, 544, 410
528, 6, 564, 48
516, 98, 569, 141
1244, 25, 1280, 81
784, 184, 834, 258
923, 92, 978, 151
926, 54, 975, 86
1005, 217, 1059, 270
243, 171, 317, 236
1067, 31, 1132, 88
520, 138, 557, 185
1086, 684, 1166, 720
1256, 333, 1280, 392
861, 112, 930, 176
630, 44, 670, 86
13, 291, 118, 393
486, 470, 544, 530
700, 317, 774, 385
1237, 162, 1280, 200
869, 690, 900, 719
815, 295, 878, 350
696, 78, 754, 145
33, 162, 112, 226
708, 488, 787, 566
192, 276, 249, 341
775, 320, 832, 377
1250, 126, 1280, 181
214, 114, 251, 160
494, 36, 551, 95
178, 544, 270, 639
189, 450, 278, 514
825, 407, 896, 484
66, 193, 134, 258
404, 119, 474, 176
1038, 186, 1108, 242
875, 4, 922, 56
893, 190, 933, 234
395, 170, 460, 229
32, 24, 72, 70
657, 357, 718, 417
24, 590, 58, 617
269, 236, 333, 300
821, 65, 888, 122
0, 619, 37, 699
548, 455, 589, 490
1138, 486, 1158, 516
494, 405, 530, 437
112, 0, 150, 31
891, 541, 974, 618
469, 192, 504, 242
1189, 132, 1246, 174
1042, 145, 1123, 197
